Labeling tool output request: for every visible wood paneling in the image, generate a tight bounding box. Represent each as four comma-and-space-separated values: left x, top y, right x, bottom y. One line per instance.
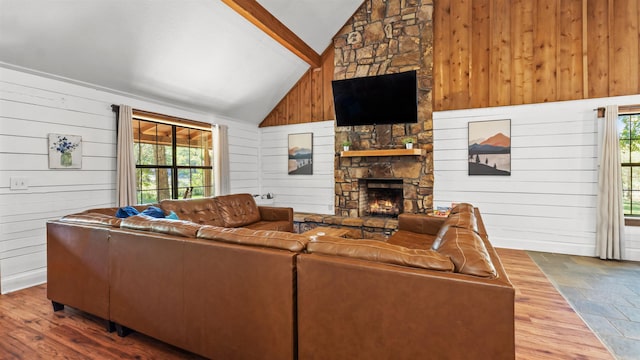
263, 0, 640, 125
471, 0, 491, 108
259, 47, 335, 128
435, 0, 640, 111
259, 121, 335, 214
0, 67, 261, 293
587, 0, 609, 98
433, 93, 640, 261
433, 0, 451, 110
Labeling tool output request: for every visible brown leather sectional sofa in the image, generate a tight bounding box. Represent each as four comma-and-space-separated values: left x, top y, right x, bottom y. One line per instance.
47, 196, 515, 360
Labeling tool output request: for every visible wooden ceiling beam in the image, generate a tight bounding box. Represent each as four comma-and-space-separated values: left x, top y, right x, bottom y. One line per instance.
221, 0, 321, 68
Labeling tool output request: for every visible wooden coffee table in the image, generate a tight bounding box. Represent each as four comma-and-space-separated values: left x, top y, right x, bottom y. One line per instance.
301, 226, 350, 238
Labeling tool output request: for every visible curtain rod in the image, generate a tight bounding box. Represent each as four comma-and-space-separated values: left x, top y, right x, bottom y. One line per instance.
110, 104, 212, 130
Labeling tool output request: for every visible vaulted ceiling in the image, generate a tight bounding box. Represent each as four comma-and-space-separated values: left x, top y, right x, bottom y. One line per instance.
0, 0, 363, 124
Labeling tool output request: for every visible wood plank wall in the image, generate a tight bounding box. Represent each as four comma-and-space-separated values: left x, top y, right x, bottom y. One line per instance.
259, 47, 335, 127
260, 0, 640, 126
434, 0, 640, 111
0, 67, 261, 293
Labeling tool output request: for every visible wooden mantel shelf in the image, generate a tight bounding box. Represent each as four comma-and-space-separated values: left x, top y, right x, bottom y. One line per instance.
340, 145, 432, 158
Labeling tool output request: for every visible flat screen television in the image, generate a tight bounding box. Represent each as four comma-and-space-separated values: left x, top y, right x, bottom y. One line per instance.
332, 70, 418, 127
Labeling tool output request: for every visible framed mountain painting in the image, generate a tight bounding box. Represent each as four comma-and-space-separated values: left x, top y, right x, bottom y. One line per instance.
468, 119, 511, 176
288, 132, 313, 175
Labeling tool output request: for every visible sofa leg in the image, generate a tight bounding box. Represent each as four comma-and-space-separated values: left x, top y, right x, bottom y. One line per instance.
106, 321, 116, 333
51, 301, 64, 312
115, 324, 132, 337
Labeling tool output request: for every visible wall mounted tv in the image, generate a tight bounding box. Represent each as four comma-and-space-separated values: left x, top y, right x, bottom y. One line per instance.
332, 70, 418, 127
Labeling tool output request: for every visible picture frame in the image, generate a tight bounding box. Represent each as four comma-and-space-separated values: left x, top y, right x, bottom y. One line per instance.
468, 119, 511, 175
49, 133, 82, 169
288, 132, 313, 175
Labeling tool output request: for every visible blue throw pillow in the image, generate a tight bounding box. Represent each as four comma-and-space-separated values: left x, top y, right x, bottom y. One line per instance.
116, 206, 140, 218
141, 206, 165, 218
165, 210, 179, 220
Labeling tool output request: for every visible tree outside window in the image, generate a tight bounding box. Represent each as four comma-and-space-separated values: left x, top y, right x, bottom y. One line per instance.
619, 113, 640, 215
133, 119, 213, 204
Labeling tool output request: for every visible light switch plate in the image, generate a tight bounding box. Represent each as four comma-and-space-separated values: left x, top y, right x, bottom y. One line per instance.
10, 176, 28, 190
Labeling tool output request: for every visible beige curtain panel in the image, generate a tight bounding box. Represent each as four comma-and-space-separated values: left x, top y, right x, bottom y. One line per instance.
596, 104, 625, 260
116, 105, 137, 206
213, 124, 230, 196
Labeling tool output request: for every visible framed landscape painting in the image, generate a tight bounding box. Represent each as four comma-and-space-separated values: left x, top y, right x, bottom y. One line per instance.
468, 119, 511, 176
288, 133, 313, 175
48, 133, 82, 169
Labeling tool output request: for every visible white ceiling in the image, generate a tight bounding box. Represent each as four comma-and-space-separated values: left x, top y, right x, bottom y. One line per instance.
0, 0, 362, 124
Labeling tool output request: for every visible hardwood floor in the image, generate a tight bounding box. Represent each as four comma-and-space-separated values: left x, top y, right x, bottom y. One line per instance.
0, 285, 203, 359
0, 249, 613, 359
497, 248, 613, 360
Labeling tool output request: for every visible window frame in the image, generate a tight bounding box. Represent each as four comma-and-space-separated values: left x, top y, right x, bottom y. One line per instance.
618, 109, 640, 219
132, 115, 213, 204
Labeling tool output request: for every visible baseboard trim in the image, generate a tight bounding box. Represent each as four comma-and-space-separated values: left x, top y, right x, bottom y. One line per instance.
493, 237, 640, 261
1, 268, 46, 294
491, 237, 597, 257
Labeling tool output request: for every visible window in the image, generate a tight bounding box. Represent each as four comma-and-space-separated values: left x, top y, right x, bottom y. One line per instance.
133, 118, 213, 204
619, 112, 640, 216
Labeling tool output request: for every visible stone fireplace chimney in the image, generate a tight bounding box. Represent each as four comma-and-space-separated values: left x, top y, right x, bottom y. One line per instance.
333, 0, 434, 217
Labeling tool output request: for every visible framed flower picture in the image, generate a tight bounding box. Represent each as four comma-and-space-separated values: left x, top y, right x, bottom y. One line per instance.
49, 134, 82, 169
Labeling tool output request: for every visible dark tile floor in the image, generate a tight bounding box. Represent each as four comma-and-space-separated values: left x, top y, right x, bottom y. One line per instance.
529, 251, 640, 360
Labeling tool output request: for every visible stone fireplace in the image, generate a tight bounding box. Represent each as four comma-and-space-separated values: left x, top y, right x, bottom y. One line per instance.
333, 0, 434, 218
359, 178, 404, 218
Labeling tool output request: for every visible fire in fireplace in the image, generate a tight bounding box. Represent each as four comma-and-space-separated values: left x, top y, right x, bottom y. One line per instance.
359, 179, 404, 218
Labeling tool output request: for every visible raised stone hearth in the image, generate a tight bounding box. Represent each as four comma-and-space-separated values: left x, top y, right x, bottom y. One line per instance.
294, 212, 398, 240
333, 0, 434, 217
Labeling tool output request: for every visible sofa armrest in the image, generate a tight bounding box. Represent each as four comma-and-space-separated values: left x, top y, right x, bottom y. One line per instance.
397, 214, 445, 236
258, 206, 293, 223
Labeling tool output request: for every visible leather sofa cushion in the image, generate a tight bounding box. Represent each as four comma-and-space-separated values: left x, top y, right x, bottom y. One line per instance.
386, 230, 435, 250
307, 236, 454, 272
214, 193, 261, 228
121, 214, 202, 238
159, 198, 223, 226
197, 226, 309, 252
432, 212, 478, 250
437, 227, 497, 278
120, 214, 155, 231
450, 203, 474, 214
445, 212, 478, 232
397, 213, 444, 236
244, 220, 292, 232
61, 213, 122, 227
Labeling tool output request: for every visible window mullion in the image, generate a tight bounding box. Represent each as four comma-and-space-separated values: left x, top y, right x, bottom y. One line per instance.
172, 125, 178, 199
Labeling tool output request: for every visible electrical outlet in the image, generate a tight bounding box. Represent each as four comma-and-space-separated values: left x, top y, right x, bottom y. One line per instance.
10, 176, 28, 190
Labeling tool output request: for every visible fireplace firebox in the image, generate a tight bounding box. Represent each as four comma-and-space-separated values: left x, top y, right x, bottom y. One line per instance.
358, 179, 404, 218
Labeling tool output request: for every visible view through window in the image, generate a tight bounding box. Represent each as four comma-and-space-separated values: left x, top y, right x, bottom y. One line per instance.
619, 112, 640, 216
133, 118, 213, 204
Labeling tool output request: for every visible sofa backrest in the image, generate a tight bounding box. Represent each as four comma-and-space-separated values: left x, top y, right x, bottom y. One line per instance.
214, 193, 261, 227
159, 198, 223, 226
197, 225, 309, 252
121, 214, 203, 238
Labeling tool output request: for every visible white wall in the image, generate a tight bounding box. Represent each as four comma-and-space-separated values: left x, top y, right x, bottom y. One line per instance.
259, 121, 335, 214
0, 67, 259, 293
433, 95, 640, 261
